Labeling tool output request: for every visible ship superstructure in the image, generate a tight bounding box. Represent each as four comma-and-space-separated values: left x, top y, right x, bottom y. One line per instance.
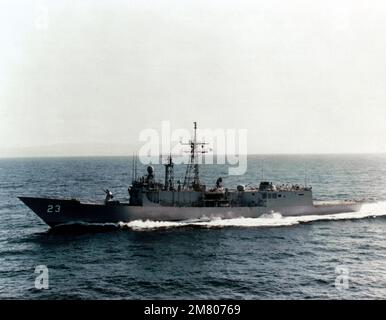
128, 122, 313, 209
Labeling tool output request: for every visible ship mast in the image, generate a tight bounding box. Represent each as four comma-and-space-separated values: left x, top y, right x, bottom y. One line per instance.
181, 122, 208, 190
163, 154, 174, 190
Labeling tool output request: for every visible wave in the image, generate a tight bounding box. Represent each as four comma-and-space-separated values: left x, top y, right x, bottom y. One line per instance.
118, 201, 386, 231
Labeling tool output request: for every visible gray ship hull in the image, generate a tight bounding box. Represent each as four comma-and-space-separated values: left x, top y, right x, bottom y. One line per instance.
19, 196, 362, 228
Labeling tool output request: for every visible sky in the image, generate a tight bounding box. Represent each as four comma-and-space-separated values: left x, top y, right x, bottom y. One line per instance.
1, 0, 386, 157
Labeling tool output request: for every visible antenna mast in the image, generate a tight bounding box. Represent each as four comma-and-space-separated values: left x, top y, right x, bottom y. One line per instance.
131, 153, 135, 182
261, 159, 264, 180
181, 122, 209, 190
134, 153, 138, 181
305, 162, 308, 188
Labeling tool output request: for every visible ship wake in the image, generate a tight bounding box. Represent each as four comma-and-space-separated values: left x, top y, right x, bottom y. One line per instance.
118, 201, 386, 230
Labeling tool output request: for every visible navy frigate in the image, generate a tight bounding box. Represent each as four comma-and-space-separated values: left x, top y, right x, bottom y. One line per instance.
19, 123, 362, 227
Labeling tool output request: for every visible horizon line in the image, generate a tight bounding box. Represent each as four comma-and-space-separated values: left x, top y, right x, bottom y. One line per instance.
1, 152, 386, 160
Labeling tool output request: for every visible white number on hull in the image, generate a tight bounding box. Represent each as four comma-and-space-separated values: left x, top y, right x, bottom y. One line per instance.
47, 204, 61, 213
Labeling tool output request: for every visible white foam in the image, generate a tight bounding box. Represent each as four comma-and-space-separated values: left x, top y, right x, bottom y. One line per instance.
119, 201, 386, 230
118, 220, 182, 230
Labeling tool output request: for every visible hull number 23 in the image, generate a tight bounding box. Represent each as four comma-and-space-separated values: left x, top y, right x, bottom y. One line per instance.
47, 204, 61, 213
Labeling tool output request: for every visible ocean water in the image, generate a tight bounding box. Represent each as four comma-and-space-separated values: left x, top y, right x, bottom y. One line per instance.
1, 155, 386, 299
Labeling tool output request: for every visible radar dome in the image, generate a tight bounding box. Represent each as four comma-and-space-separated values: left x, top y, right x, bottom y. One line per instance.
237, 184, 245, 192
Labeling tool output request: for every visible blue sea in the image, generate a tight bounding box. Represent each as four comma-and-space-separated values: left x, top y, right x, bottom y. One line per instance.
1, 155, 386, 299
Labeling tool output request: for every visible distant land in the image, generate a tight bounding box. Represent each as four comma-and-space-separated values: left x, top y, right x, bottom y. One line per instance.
0, 143, 141, 158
